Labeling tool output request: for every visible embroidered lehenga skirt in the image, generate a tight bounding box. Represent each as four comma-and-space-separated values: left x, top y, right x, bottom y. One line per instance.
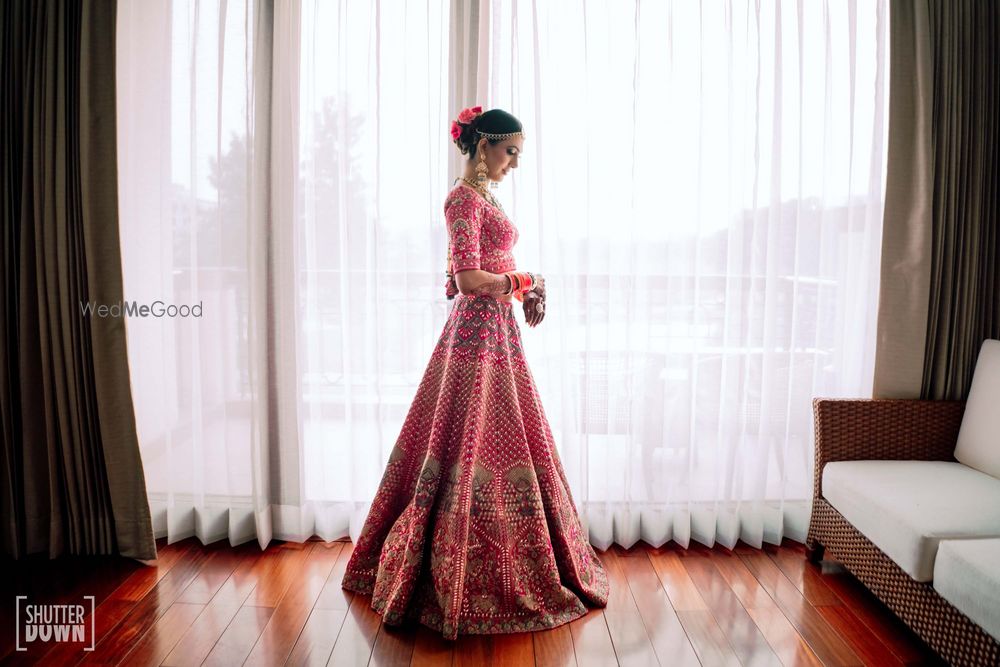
341, 293, 609, 639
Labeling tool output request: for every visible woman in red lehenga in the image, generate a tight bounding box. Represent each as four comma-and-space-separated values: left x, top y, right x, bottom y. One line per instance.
342, 107, 608, 639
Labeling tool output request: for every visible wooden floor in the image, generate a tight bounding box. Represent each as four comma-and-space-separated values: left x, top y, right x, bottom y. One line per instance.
1, 537, 945, 666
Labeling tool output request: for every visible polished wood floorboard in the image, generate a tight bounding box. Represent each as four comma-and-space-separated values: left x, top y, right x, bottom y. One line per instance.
2, 538, 946, 666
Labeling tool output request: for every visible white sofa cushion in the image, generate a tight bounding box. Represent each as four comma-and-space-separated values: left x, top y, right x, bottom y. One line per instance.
955, 339, 1000, 480
822, 460, 1000, 581
933, 538, 1000, 642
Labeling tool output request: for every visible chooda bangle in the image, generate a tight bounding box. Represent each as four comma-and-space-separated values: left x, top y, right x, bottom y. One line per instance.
504, 271, 536, 301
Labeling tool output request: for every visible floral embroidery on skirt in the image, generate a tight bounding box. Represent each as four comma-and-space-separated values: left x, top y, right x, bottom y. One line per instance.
341, 294, 609, 639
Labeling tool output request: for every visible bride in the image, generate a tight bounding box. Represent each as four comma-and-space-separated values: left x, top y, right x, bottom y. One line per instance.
341, 106, 608, 640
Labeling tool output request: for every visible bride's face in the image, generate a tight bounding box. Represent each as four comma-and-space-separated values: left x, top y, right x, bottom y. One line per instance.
479, 137, 524, 182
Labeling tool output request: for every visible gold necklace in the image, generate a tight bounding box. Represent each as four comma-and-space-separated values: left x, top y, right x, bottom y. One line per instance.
459, 177, 505, 214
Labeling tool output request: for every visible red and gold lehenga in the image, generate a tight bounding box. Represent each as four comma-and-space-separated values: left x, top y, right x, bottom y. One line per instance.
341, 183, 608, 639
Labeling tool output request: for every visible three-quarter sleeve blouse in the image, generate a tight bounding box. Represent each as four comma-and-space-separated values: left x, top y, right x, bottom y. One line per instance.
444, 183, 519, 298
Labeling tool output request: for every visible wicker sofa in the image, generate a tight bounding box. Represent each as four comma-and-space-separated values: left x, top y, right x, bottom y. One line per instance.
806, 340, 1000, 667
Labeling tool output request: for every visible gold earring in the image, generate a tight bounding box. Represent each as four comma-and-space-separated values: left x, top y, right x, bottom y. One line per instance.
476, 150, 488, 185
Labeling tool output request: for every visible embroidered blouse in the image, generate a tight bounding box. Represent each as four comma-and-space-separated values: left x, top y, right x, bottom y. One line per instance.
444, 183, 519, 299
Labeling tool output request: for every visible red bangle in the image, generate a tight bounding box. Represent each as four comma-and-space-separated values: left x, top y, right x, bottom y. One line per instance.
511, 271, 534, 301
504, 271, 537, 301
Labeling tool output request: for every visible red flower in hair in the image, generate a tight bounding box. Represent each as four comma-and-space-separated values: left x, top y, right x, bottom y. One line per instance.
450, 120, 462, 140
457, 105, 483, 124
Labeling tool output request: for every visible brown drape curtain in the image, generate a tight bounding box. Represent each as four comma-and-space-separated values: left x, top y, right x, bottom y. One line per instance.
920, 0, 1000, 399
1, 0, 156, 560
873, 0, 1000, 401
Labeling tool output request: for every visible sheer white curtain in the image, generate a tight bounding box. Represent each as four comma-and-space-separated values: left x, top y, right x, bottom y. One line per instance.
117, 0, 449, 546
478, 0, 889, 549
117, 0, 888, 551
117, 0, 271, 546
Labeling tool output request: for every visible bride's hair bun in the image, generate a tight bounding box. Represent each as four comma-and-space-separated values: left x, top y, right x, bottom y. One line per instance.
451, 108, 522, 158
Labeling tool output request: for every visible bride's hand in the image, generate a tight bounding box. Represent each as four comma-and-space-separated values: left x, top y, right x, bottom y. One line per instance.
531, 273, 545, 298
524, 278, 546, 327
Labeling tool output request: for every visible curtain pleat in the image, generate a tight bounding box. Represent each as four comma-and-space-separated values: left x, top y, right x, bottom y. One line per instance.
1, 0, 28, 559
0, 0, 156, 560
872, 0, 934, 399
448, 0, 487, 183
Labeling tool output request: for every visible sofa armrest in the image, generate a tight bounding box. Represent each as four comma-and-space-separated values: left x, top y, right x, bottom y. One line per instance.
812, 398, 965, 498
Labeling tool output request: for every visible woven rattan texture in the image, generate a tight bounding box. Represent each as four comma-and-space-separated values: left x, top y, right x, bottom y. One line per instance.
809, 500, 999, 666
811, 399, 965, 498
808, 399, 999, 667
